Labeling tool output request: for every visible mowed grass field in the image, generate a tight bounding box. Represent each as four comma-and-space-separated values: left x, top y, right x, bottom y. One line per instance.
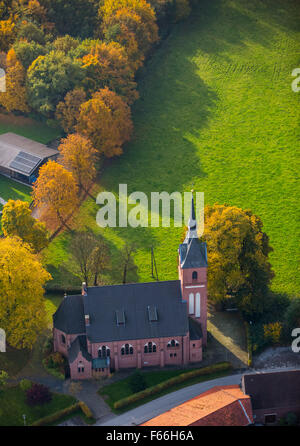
44, 0, 300, 297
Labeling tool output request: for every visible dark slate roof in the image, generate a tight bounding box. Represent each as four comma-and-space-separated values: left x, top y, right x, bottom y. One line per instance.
83, 280, 188, 343
53, 294, 85, 335
179, 238, 207, 269
242, 370, 300, 410
188, 317, 203, 340
68, 335, 92, 364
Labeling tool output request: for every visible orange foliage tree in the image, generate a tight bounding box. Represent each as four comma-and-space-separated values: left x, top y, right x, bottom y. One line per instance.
58, 133, 98, 194
56, 88, 86, 133
80, 40, 138, 104
100, 0, 159, 57
0, 48, 29, 112
32, 160, 79, 230
0, 18, 15, 51
76, 87, 133, 158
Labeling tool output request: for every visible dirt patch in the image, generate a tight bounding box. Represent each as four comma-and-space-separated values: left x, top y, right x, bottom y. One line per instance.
253, 346, 300, 369
0, 112, 37, 127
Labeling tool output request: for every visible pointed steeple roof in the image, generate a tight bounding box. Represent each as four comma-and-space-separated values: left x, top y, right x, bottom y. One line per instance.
184, 191, 198, 243
179, 191, 208, 268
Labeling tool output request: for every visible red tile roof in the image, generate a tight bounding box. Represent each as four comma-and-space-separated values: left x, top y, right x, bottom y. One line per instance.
142, 385, 253, 426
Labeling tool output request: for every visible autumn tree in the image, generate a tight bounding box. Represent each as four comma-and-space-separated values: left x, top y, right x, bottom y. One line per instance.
100, 0, 159, 57
201, 204, 274, 317
58, 133, 97, 194
0, 48, 29, 112
32, 160, 79, 230
27, 50, 83, 116
77, 87, 133, 158
0, 237, 51, 349
80, 41, 138, 104
1, 199, 49, 253
55, 88, 86, 133
0, 18, 15, 51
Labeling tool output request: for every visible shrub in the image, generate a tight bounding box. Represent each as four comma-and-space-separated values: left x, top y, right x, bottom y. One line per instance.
20, 379, 32, 392
0, 370, 8, 390
113, 362, 231, 410
26, 383, 52, 406
128, 370, 147, 393
263, 322, 283, 345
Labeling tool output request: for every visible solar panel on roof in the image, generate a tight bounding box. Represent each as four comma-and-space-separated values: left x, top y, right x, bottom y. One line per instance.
9, 151, 42, 176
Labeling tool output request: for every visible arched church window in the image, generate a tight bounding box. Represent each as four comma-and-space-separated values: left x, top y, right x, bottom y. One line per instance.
167, 339, 179, 348
192, 271, 198, 281
98, 346, 110, 358
144, 342, 156, 353
121, 344, 133, 355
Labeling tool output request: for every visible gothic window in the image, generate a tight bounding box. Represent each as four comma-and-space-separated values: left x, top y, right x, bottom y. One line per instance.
189, 293, 194, 314
195, 293, 201, 317
121, 343, 133, 355
167, 339, 179, 348
144, 342, 157, 354
192, 271, 198, 281
61, 334, 66, 344
98, 346, 110, 358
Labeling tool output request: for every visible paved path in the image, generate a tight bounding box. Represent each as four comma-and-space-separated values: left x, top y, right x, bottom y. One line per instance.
97, 365, 300, 426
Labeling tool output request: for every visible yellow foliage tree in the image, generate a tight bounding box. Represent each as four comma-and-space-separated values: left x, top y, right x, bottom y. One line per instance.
0, 18, 15, 51
81, 41, 138, 104
1, 199, 48, 253
0, 48, 29, 112
77, 87, 133, 158
100, 0, 159, 56
201, 204, 274, 316
58, 133, 98, 194
32, 160, 79, 230
0, 237, 51, 349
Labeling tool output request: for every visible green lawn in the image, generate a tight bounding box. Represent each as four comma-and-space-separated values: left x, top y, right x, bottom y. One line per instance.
0, 116, 61, 145
99, 367, 231, 413
0, 385, 76, 426
44, 0, 300, 297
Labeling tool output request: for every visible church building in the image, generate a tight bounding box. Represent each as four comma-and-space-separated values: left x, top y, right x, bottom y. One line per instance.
53, 196, 208, 379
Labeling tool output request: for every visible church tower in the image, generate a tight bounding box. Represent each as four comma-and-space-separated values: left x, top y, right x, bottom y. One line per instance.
178, 193, 208, 346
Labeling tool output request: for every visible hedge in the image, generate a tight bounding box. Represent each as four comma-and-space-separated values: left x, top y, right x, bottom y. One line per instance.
31, 403, 80, 426
31, 400, 94, 426
113, 362, 232, 410
42, 358, 65, 380
244, 322, 253, 367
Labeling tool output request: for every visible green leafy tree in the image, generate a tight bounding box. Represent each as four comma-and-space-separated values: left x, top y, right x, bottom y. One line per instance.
27, 50, 84, 116
284, 296, 300, 333
1, 199, 49, 253
13, 40, 46, 69
17, 21, 46, 44
201, 204, 274, 317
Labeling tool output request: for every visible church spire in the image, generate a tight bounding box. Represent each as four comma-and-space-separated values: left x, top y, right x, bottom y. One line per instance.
184, 190, 198, 242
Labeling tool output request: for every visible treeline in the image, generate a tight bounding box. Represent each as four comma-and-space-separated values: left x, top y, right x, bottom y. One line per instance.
0, 0, 194, 232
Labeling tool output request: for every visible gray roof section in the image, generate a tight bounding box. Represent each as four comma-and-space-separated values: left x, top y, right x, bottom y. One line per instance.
68, 335, 91, 364
242, 370, 300, 410
179, 238, 207, 269
53, 294, 86, 335
83, 280, 189, 343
